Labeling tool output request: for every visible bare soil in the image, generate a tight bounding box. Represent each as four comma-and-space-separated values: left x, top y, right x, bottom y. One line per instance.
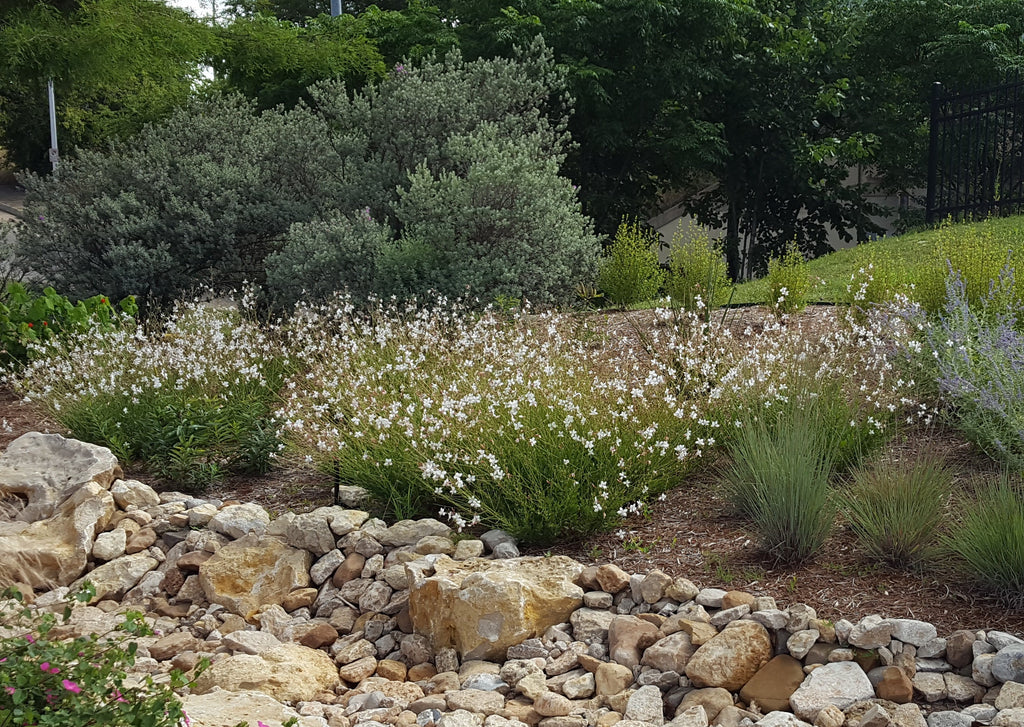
3, 305, 1022, 636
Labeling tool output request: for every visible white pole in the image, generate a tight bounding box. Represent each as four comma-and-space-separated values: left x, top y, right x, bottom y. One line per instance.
47, 78, 59, 173
330, 0, 341, 16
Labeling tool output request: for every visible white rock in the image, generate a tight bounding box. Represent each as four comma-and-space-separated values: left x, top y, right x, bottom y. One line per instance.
92, 529, 127, 561
788, 662, 874, 722
110, 479, 160, 510
181, 687, 327, 727
848, 615, 893, 649
887, 619, 937, 648
208, 503, 270, 539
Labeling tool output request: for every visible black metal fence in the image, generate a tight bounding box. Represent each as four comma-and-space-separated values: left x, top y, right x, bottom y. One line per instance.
926, 76, 1024, 223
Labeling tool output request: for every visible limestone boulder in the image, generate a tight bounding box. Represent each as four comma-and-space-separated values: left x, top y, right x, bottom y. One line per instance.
0, 481, 114, 588
267, 509, 337, 556
684, 620, 773, 691
788, 661, 874, 722
70, 552, 158, 603
109, 479, 160, 510
408, 555, 583, 661
608, 615, 660, 669
208, 503, 270, 540
182, 687, 329, 726
192, 642, 339, 702
0, 432, 121, 522
198, 534, 311, 620
641, 632, 696, 673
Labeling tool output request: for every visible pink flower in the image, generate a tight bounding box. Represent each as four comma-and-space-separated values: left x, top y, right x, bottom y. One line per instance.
4, 687, 14, 695
61, 679, 81, 694
24, 634, 34, 643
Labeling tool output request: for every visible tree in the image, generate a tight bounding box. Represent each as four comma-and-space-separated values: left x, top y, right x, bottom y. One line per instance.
0, 0, 212, 172
213, 13, 386, 108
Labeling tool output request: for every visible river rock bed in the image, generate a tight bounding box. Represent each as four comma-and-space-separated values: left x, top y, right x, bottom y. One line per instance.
1, 432, 1023, 727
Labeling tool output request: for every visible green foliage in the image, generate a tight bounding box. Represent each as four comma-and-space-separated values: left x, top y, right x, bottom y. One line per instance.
722, 404, 836, 564
268, 41, 597, 307
910, 222, 1023, 314
214, 13, 386, 109
0, 584, 196, 727
17, 94, 326, 311
266, 210, 392, 309
943, 475, 1024, 606
765, 243, 811, 316
0, 0, 212, 172
666, 223, 731, 313
390, 125, 601, 306
597, 219, 665, 307
0, 284, 136, 366
840, 454, 952, 567
16, 303, 288, 493
842, 257, 912, 320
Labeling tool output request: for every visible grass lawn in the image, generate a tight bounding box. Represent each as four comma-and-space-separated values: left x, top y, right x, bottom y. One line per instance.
728, 214, 1024, 305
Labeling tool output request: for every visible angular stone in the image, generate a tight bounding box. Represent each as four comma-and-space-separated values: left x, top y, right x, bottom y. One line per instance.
993, 645, 1024, 684
125, 527, 157, 554
739, 655, 804, 713
571, 609, 615, 644
110, 479, 160, 510
624, 685, 664, 725
608, 615, 660, 669
709, 604, 749, 628
187, 502, 219, 528
684, 620, 773, 691
562, 672, 595, 700
787, 630, 819, 660
596, 662, 634, 696
695, 589, 726, 608
756, 714, 811, 727
150, 631, 201, 661
973, 653, 998, 688
786, 605, 817, 633
911, 672, 946, 702
943, 673, 984, 703
595, 564, 631, 594
181, 687, 325, 727
340, 655, 379, 683
454, 540, 485, 560
0, 481, 114, 588
0, 432, 122, 522
193, 642, 340, 702
995, 680, 1024, 710
665, 578, 699, 603
416, 535, 455, 556
639, 570, 673, 604
375, 519, 451, 547
267, 509, 337, 556
886, 620, 937, 648
788, 662, 875, 722
71, 552, 157, 602
334, 552, 367, 587
208, 503, 270, 540
994, 708, 1024, 726
676, 688, 732, 722
296, 622, 339, 649
849, 616, 893, 650
669, 706, 708, 727
945, 631, 976, 669
177, 550, 213, 573
642, 632, 695, 673
198, 534, 311, 620
92, 529, 127, 561
875, 666, 913, 703
281, 587, 318, 612
408, 556, 583, 661
446, 689, 505, 715
222, 630, 282, 655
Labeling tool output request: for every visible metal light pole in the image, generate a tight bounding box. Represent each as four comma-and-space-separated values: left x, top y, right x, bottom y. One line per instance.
47, 78, 59, 174
330, 0, 341, 15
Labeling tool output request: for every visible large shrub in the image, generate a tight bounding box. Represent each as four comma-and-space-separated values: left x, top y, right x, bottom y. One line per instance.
267, 40, 598, 307
597, 219, 665, 307
17, 95, 323, 311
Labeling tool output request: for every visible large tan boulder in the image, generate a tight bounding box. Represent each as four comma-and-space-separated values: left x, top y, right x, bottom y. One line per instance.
192, 643, 340, 702
0, 481, 114, 588
0, 432, 121, 522
408, 555, 584, 661
684, 620, 773, 691
182, 687, 330, 726
198, 534, 311, 620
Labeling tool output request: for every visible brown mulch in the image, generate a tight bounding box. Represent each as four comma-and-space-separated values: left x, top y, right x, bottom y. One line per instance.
2, 305, 1022, 637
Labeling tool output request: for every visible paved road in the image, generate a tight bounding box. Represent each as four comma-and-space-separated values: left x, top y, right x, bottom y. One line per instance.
0, 185, 24, 223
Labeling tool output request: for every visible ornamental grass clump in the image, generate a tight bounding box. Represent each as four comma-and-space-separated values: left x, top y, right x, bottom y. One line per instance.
943, 474, 1024, 607
721, 402, 836, 564
277, 295, 714, 543
10, 295, 288, 491
840, 453, 952, 568
0, 584, 194, 727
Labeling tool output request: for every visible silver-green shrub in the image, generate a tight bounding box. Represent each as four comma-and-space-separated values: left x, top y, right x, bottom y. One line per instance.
17, 95, 323, 310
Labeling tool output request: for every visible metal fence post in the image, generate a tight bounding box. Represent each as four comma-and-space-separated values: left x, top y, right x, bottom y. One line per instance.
926, 82, 942, 224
